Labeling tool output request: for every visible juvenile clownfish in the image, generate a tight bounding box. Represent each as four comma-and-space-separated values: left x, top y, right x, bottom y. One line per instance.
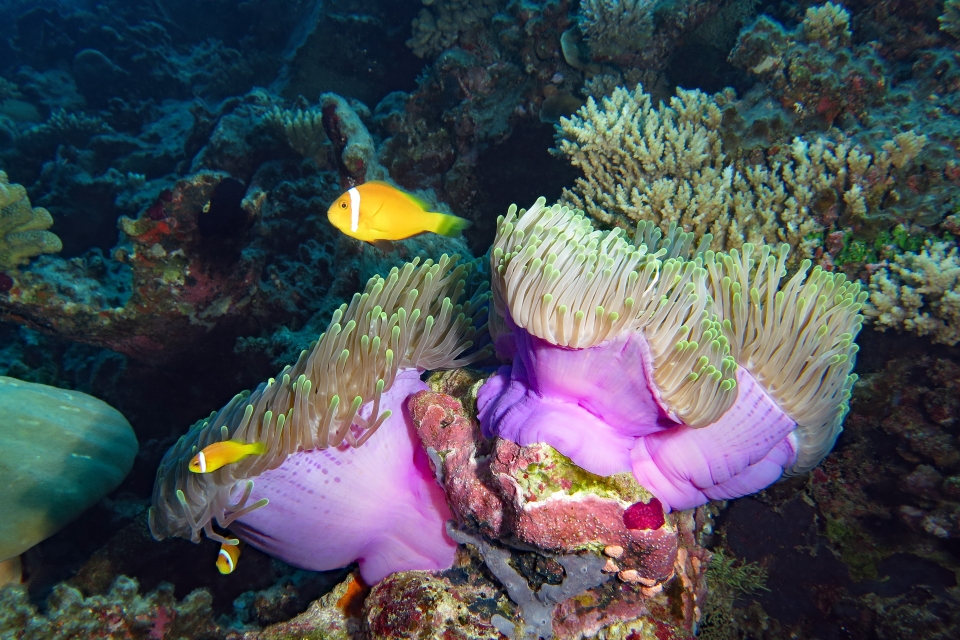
326, 181, 471, 248
216, 538, 241, 575
188, 440, 266, 474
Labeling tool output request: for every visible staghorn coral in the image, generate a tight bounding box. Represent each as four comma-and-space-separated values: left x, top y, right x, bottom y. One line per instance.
150, 254, 489, 582
0, 171, 62, 270
578, 0, 656, 60
864, 239, 960, 345
555, 84, 926, 264
480, 199, 864, 511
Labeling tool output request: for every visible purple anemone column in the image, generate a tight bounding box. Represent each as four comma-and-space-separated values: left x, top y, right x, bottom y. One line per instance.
479, 319, 800, 512
230, 369, 456, 584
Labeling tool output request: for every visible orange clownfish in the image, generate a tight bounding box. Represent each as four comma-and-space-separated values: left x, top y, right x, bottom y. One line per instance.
188, 440, 266, 474
326, 181, 471, 247
216, 538, 241, 575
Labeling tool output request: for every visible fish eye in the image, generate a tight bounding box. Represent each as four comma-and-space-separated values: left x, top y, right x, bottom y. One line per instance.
340, 201, 347, 209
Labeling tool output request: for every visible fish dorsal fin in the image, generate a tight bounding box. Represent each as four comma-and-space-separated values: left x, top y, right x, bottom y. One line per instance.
366, 180, 434, 212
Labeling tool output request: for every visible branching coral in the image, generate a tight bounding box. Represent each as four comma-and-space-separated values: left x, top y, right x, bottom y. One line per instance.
555, 84, 925, 264
800, 1, 852, 50
578, 0, 656, 60
150, 255, 489, 582
0, 171, 62, 270
864, 239, 960, 345
480, 199, 864, 510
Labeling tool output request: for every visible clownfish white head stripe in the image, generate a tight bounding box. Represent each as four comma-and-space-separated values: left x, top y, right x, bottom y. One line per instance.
197, 451, 207, 473
348, 187, 361, 232
218, 548, 235, 573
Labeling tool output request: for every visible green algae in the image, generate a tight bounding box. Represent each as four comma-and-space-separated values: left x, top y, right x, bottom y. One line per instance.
824, 515, 880, 581
696, 549, 769, 640
515, 445, 653, 505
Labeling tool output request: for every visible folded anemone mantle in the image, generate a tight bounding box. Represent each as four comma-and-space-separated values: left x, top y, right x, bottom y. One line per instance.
478, 198, 865, 511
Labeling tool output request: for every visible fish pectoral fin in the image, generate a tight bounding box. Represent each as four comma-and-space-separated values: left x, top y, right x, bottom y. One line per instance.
372, 239, 396, 252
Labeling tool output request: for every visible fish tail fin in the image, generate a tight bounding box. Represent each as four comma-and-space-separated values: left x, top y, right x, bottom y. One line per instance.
247, 442, 267, 456
432, 212, 472, 237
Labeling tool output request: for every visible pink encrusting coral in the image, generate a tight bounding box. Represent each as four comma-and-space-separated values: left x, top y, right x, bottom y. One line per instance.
230, 370, 457, 584
479, 199, 865, 512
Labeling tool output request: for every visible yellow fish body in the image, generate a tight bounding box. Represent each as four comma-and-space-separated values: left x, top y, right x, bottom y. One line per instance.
216, 538, 241, 574
327, 181, 471, 244
188, 440, 266, 474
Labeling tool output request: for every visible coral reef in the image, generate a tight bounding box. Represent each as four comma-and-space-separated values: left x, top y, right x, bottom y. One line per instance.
865, 239, 960, 345
0, 576, 223, 639
0, 171, 61, 270
555, 84, 925, 264
0, 172, 261, 362
407, 0, 506, 59
3, 0, 960, 637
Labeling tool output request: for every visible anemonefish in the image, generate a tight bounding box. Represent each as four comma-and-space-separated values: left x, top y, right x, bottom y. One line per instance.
216, 538, 241, 575
188, 440, 266, 474
326, 181, 471, 247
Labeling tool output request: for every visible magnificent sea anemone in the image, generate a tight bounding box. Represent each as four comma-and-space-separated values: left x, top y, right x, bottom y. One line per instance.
151, 199, 864, 584
150, 255, 488, 583
478, 199, 865, 511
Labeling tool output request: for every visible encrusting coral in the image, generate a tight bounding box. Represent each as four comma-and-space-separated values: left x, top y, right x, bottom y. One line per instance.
0, 170, 62, 270
479, 198, 864, 511
864, 239, 960, 346
150, 254, 489, 582
554, 84, 926, 264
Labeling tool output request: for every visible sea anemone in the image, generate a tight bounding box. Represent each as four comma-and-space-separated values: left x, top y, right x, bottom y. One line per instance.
478, 199, 864, 511
150, 255, 488, 582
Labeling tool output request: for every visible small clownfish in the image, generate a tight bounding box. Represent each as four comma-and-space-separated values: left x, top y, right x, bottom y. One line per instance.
216, 538, 241, 575
188, 440, 266, 474
326, 181, 471, 248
